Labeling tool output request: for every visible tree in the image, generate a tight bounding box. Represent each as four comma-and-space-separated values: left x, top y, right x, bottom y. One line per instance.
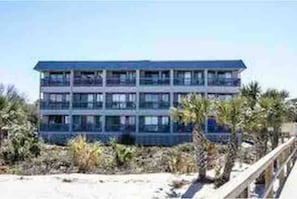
0, 83, 40, 159
241, 81, 261, 109
214, 97, 246, 187
262, 89, 291, 149
171, 94, 211, 182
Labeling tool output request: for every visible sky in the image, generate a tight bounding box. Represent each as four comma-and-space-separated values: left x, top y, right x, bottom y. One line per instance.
0, 1, 297, 102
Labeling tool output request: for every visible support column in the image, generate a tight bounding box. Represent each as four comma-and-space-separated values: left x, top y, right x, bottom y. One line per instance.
135, 70, 140, 134
204, 69, 208, 134
170, 92, 174, 134
69, 70, 74, 133
102, 70, 106, 133
170, 69, 174, 134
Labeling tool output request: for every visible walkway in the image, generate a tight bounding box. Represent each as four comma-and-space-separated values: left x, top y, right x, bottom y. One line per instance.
279, 160, 297, 198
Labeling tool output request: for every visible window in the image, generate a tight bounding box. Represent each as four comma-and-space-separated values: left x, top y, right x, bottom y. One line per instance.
120, 116, 126, 125
177, 93, 187, 102
161, 94, 169, 102
65, 116, 70, 124
161, 117, 169, 125
144, 116, 158, 125
127, 94, 136, 102
65, 94, 70, 102
96, 94, 103, 102
184, 72, 191, 85
145, 94, 158, 102
127, 117, 135, 125
86, 116, 95, 124
87, 94, 94, 102
48, 94, 67, 102
112, 94, 126, 102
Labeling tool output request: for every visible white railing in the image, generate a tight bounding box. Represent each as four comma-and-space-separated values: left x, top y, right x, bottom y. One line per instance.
209, 137, 297, 199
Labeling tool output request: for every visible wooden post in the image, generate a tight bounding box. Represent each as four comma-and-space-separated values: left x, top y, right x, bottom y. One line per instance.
279, 151, 285, 187
265, 163, 274, 198
238, 186, 250, 198
286, 147, 291, 175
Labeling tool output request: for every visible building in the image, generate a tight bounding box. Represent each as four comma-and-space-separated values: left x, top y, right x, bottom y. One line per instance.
34, 60, 246, 145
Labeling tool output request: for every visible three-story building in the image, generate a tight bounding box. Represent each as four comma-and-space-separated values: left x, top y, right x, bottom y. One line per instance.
34, 60, 246, 145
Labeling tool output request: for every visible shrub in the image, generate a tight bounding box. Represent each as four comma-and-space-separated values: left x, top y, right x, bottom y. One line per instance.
163, 148, 196, 174
0, 123, 40, 164
68, 135, 101, 172
110, 138, 134, 167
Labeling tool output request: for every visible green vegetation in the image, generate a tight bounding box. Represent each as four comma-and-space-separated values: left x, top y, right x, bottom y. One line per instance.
110, 138, 134, 167
171, 81, 296, 187
171, 94, 211, 181
0, 84, 40, 164
0, 82, 296, 190
68, 135, 101, 172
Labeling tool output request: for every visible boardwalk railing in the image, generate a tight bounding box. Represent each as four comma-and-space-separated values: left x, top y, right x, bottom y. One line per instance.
210, 137, 297, 199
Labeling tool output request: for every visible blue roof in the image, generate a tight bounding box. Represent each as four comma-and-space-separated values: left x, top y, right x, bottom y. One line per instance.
34, 60, 247, 71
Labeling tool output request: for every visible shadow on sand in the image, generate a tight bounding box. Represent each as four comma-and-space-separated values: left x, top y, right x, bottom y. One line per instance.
181, 182, 205, 198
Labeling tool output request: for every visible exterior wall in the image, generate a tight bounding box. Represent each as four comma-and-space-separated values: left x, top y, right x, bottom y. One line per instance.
38, 68, 242, 145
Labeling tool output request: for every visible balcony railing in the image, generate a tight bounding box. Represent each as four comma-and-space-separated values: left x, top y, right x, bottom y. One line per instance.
72, 102, 103, 109
106, 101, 136, 109
173, 77, 204, 86
73, 77, 103, 86
208, 78, 241, 86
139, 101, 170, 109
208, 124, 231, 133
41, 78, 70, 87
40, 123, 69, 132
105, 124, 136, 132
40, 101, 70, 109
140, 77, 170, 85
139, 124, 170, 133
72, 123, 102, 132
106, 77, 136, 86
173, 124, 193, 133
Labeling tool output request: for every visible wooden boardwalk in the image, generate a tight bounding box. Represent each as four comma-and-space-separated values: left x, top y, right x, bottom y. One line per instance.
279, 160, 297, 198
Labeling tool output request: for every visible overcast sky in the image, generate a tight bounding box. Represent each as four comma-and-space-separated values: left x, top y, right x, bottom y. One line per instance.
0, 1, 297, 102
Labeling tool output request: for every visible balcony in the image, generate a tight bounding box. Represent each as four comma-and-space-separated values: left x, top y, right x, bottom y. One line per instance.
208, 78, 241, 87
40, 101, 70, 110
173, 123, 193, 133
139, 101, 170, 109
139, 124, 170, 133
72, 123, 102, 132
40, 123, 69, 132
41, 78, 70, 87
208, 124, 231, 133
73, 77, 102, 86
106, 101, 136, 109
140, 77, 170, 86
106, 77, 136, 86
105, 124, 136, 132
72, 101, 103, 109
174, 77, 204, 86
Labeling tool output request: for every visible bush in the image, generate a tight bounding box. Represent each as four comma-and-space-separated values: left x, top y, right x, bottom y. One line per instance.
68, 135, 101, 172
0, 123, 40, 164
110, 138, 134, 167
163, 148, 196, 174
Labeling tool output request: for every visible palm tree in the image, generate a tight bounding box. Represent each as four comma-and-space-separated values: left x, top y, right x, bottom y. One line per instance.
241, 81, 261, 109
214, 97, 245, 187
0, 84, 28, 146
262, 89, 290, 149
171, 94, 211, 181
